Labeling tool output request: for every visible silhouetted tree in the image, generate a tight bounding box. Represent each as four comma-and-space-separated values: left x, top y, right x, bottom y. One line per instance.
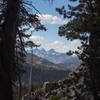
0, 0, 46, 99
56, 0, 100, 99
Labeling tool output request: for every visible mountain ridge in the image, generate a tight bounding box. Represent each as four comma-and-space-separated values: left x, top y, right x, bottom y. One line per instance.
22, 54, 70, 83
31, 48, 82, 70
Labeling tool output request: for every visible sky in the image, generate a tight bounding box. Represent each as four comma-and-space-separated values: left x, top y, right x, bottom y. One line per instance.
27, 0, 80, 53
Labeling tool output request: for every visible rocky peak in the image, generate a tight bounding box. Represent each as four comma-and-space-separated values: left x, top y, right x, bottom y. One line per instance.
48, 49, 56, 54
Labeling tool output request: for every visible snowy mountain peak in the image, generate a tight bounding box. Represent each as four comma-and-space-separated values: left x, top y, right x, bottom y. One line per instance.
32, 48, 81, 70
40, 48, 46, 52
48, 48, 56, 53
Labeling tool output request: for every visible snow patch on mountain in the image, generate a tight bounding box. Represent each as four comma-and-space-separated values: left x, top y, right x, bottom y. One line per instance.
33, 48, 80, 64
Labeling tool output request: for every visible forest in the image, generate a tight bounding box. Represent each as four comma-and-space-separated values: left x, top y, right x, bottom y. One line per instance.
0, 0, 100, 100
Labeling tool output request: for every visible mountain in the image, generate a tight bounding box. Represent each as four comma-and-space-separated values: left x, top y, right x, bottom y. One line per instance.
32, 48, 82, 70
22, 63, 69, 83
58, 56, 81, 70
33, 48, 81, 64
22, 54, 70, 83
27, 53, 62, 69
33, 48, 71, 64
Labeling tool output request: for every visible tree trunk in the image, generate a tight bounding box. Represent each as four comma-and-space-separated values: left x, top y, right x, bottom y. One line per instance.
0, 0, 19, 100
0, 63, 13, 100
18, 76, 22, 100
88, 32, 100, 100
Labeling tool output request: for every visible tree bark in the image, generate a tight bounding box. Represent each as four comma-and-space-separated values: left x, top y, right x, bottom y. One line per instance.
18, 76, 22, 100
88, 32, 100, 100
0, 0, 19, 100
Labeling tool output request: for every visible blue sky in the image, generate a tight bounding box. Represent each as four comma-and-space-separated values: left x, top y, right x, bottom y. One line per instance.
27, 0, 80, 53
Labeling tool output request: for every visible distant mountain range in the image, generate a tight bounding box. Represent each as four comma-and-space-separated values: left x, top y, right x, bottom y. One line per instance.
33, 48, 72, 64
22, 49, 82, 83
31, 48, 82, 70
27, 53, 61, 69
22, 64, 69, 83
22, 54, 70, 83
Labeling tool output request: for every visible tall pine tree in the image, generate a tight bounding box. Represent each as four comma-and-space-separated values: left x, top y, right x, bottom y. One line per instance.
0, 0, 46, 99
56, 0, 100, 99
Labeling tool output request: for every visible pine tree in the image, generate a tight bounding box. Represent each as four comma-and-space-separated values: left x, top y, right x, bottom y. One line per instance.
56, 0, 100, 99
0, 0, 46, 99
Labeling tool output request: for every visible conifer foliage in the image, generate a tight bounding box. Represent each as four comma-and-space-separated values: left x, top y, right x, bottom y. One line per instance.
56, 0, 100, 99
0, 0, 46, 99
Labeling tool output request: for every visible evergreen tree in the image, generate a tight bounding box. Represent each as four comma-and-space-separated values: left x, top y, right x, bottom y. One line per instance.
56, 0, 100, 99
0, 0, 46, 99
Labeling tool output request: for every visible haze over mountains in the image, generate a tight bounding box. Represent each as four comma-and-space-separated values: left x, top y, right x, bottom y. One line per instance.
22, 63, 69, 83
23, 48, 82, 83
33, 48, 71, 64
27, 53, 61, 69
32, 48, 82, 70
23, 54, 70, 83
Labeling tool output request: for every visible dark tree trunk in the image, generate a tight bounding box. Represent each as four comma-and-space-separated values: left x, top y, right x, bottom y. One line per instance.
0, 63, 13, 100
18, 76, 22, 100
0, 0, 19, 100
88, 32, 100, 100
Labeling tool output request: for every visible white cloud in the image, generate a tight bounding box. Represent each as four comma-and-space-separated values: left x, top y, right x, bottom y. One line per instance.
25, 36, 81, 53
45, 40, 81, 53
25, 35, 44, 44
38, 14, 67, 25
53, 40, 64, 45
